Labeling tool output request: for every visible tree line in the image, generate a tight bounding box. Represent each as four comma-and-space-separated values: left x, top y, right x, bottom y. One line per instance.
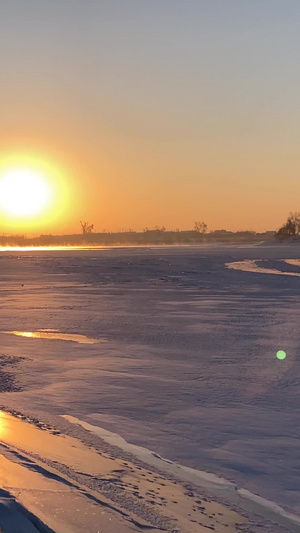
79, 215, 300, 243
275, 212, 300, 241
79, 220, 209, 235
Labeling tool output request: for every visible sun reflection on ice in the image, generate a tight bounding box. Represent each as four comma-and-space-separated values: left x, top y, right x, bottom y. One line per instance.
5, 330, 103, 344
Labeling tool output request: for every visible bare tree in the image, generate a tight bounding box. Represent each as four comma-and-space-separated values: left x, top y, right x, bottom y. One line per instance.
80, 221, 94, 234
275, 212, 300, 240
194, 221, 208, 234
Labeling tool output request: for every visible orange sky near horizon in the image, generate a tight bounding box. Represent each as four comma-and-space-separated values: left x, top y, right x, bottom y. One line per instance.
1, 2, 300, 235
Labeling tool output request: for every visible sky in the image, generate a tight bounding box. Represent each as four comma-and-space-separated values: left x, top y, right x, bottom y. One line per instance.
0, 1, 300, 234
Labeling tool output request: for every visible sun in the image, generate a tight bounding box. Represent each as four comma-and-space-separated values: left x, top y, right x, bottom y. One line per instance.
0, 169, 51, 217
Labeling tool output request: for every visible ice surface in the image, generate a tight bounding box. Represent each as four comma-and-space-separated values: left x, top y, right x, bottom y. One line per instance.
0, 245, 299, 517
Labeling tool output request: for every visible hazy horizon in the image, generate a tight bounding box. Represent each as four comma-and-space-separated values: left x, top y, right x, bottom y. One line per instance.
1, 1, 300, 234
0, 225, 276, 238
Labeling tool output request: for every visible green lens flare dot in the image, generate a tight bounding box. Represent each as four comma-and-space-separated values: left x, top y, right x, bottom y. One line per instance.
276, 350, 287, 360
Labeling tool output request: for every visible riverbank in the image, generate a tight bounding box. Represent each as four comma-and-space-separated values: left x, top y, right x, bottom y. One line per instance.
0, 410, 291, 533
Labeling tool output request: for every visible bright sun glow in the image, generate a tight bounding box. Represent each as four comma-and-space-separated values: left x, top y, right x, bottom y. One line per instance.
0, 169, 51, 217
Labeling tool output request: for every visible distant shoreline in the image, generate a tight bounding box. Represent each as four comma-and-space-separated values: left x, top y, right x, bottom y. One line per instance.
0, 229, 276, 248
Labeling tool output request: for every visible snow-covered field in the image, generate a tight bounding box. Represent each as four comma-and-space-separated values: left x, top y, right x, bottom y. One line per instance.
0, 244, 299, 517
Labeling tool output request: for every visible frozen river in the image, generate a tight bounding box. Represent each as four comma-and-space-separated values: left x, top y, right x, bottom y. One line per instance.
0, 244, 299, 516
